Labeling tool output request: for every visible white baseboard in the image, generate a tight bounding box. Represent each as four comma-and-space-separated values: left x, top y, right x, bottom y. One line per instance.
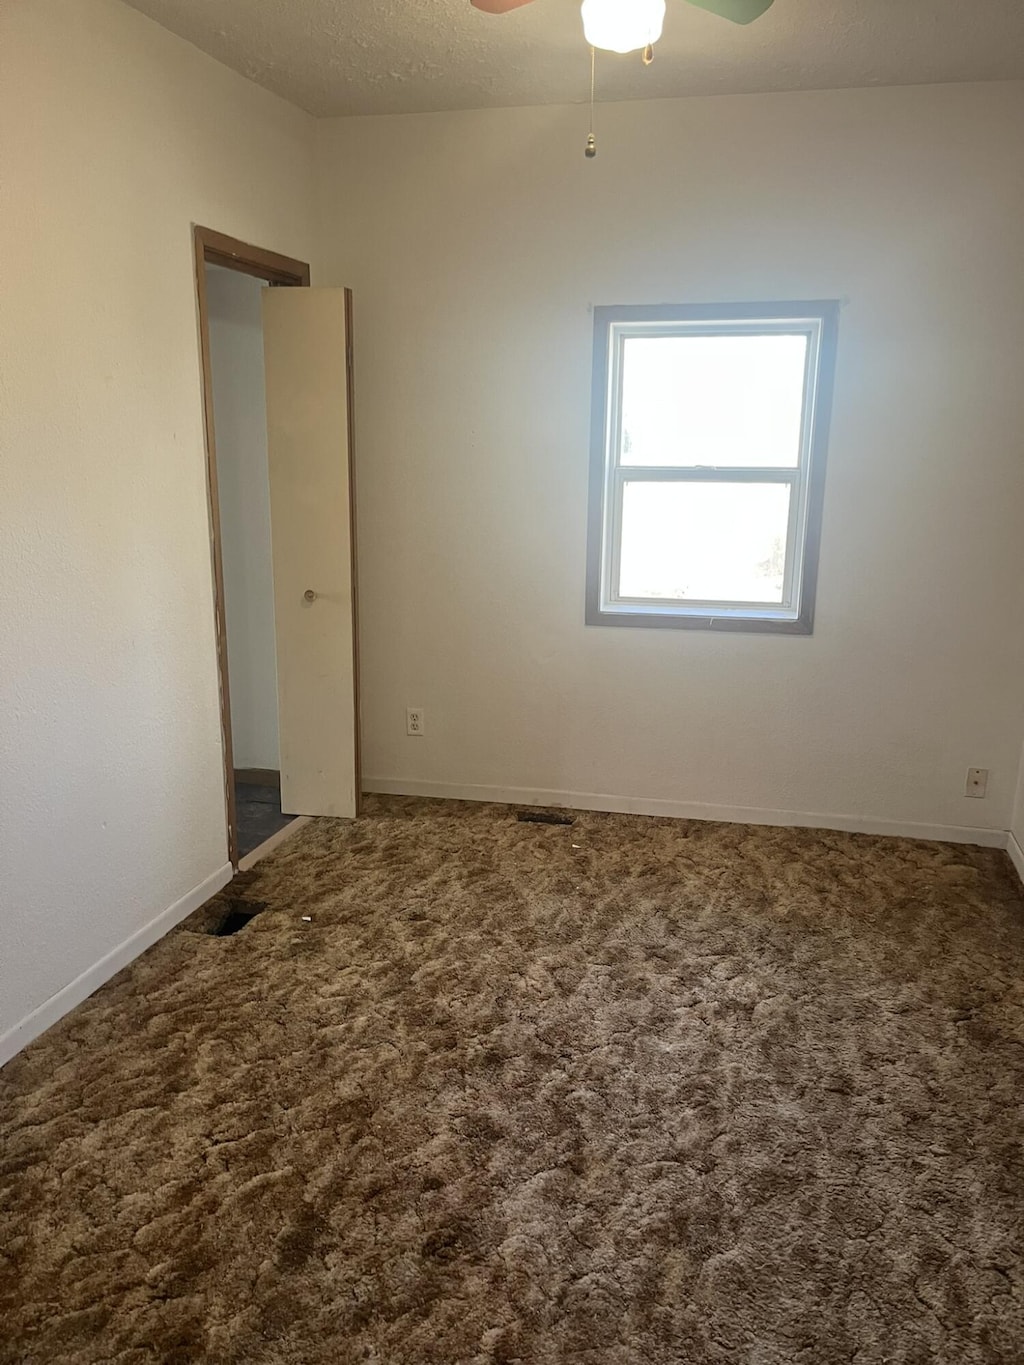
1007, 834, 1024, 886
0, 862, 233, 1071
238, 815, 311, 871
363, 777, 1010, 849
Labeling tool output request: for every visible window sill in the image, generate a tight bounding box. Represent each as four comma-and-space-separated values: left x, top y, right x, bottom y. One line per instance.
585, 603, 813, 634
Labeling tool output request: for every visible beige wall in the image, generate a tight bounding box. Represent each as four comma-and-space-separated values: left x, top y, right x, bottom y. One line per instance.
0, 0, 314, 1055
316, 83, 1024, 840
206, 266, 281, 773
4, 5, 1024, 1059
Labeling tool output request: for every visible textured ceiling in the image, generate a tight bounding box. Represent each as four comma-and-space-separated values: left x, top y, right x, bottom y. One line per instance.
122, 0, 1024, 117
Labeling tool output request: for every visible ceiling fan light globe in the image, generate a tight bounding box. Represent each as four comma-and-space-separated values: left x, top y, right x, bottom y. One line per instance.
581, 0, 666, 54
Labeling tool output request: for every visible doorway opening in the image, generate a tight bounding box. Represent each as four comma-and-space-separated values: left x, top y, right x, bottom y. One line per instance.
194, 228, 310, 868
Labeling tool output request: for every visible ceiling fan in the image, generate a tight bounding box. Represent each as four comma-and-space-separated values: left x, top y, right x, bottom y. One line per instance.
470, 0, 775, 55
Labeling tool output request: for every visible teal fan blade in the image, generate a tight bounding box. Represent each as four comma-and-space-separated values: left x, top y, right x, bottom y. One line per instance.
685, 0, 775, 23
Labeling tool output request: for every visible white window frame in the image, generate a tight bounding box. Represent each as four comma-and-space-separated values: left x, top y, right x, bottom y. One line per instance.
586, 301, 840, 635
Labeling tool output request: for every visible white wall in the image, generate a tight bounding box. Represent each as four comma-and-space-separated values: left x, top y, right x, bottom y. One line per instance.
206, 266, 280, 773
4, 8, 1023, 1064
316, 83, 1024, 840
0, 0, 314, 1057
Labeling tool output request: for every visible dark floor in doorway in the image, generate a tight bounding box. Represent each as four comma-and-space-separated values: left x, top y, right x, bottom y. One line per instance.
234, 780, 294, 858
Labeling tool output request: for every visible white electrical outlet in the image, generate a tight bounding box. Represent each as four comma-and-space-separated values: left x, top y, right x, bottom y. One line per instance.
965, 767, 988, 799
406, 707, 425, 737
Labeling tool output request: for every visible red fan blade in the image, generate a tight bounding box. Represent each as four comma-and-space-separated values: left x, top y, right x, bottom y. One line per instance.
471, 0, 537, 12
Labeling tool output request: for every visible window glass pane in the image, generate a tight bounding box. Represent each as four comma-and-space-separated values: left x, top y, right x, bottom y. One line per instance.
620, 333, 807, 468
618, 481, 791, 605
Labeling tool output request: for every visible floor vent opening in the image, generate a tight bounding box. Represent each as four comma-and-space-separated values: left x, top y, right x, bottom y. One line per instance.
212, 900, 268, 937
516, 810, 575, 826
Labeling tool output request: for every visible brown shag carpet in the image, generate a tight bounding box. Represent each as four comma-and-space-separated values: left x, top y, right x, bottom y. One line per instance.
2, 797, 1024, 1364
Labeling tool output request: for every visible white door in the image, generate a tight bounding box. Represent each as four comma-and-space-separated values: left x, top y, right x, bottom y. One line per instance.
261, 287, 359, 819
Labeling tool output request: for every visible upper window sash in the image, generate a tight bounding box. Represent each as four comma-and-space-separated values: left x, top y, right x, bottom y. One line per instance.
607, 318, 822, 473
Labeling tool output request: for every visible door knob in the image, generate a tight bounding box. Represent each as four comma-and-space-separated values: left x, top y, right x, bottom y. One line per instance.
303, 589, 317, 603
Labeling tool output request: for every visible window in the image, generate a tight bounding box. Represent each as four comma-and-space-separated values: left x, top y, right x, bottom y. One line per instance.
586, 301, 839, 633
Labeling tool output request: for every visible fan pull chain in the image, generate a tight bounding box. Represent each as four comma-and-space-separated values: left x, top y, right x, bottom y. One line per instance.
585, 45, 597, 158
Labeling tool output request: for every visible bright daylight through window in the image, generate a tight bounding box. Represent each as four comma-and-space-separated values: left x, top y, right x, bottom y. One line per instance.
586, 302, 839, 633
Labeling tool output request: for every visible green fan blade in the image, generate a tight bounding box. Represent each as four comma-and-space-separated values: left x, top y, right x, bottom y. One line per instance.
685, 0, 775, 23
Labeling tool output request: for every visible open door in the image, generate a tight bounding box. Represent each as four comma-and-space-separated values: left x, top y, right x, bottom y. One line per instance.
261, 287, 359, 819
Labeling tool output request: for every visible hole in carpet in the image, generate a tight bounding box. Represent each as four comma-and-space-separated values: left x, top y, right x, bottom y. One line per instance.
516, 810, 575, 826
211, 900, 268, 937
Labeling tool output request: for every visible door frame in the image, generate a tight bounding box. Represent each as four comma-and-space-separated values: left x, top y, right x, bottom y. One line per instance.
193, 226, 310, 868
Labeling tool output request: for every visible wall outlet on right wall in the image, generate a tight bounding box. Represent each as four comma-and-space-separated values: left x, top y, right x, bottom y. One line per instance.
964, 767, 989, 799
